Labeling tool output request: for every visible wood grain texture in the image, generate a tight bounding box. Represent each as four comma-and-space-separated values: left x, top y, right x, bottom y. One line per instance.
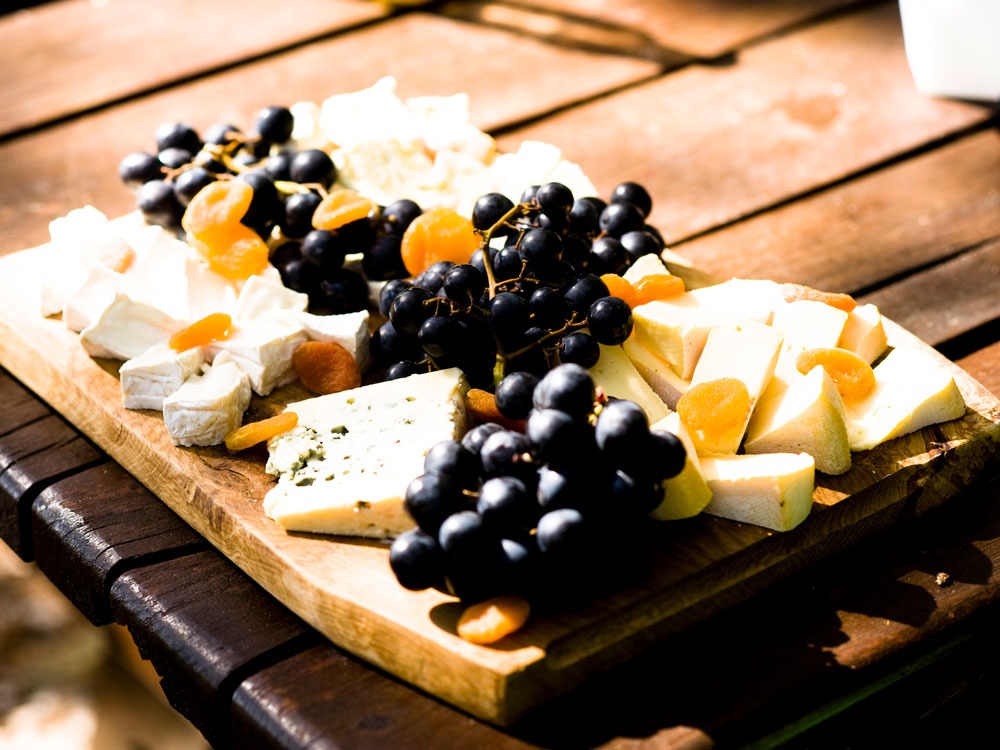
0, 0, 386, 137
671, 130, 1000, 294
495, 3, 990, 245
0, 12, 658, 254
111, 550, 319, 749
504, 0, 861, 57
1, 243, 998, 724
31, 463, 208, 625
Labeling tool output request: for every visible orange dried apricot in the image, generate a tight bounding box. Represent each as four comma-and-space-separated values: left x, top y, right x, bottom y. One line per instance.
191, 223, 270, 280
466, 388, 525, 431
292, 340, 362, 395
783, 283, 856, 312
181, 179, 253, 238
456, 595, 531, 645
400, 207, 479, 276
796, 347, 876, 403
169, 312, 233, 351
676, 377, 751, 441
224, 411, 298, 452
312, 188, 377, 231
600, 274, 637, 308
633, 274, 685, 305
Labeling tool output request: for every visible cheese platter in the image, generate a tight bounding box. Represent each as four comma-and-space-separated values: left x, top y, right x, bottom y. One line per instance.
1, 80, 999, 725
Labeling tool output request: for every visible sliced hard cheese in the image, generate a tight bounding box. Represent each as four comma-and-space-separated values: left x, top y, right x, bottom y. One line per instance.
686, 321, 782, 455
701, 452, 815, 532
838, 303, 888, 364
589, 342, 670, 423
621, 334, 689, 409
845, 346, 966, 451
766, 300, 848, 397
631, 279, 781, 379
649, 412, 713, 521
264, 367, 470, 539
745, 365, 851, 475
622, 252, 671, 284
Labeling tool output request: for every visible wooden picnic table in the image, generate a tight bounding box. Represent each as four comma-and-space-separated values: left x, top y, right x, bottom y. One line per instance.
2, 0, 1000, 747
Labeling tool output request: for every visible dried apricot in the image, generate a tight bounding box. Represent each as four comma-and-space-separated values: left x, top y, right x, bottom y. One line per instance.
796, 347, 875, 403
783, 283, 856, 312
400, 207, 479, 276
191, 223, 270, 280
633, 274, 685, 305
292, 340, 362, 395
456, 595, 531, 645
224, 411, 298, 452
169, 312, 232, 351
312, 188, 377, 231
181, 179, 253, 238
600, 274, 637, 308
676, 377, 751, 445
466, 388, 524, 430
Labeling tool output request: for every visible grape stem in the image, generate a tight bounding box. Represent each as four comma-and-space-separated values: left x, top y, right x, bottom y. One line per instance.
475, 200, 537, 300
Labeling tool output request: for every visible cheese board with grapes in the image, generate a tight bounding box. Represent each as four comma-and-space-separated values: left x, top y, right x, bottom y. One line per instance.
0, 79, 998, 725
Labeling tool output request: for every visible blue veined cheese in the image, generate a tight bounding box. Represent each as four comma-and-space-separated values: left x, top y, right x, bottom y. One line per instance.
120, 342, 205, 411
162, 352, 251, 447
263, 367, 470, 539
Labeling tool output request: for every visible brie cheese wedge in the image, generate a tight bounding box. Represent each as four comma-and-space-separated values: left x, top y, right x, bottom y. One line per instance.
79, 293, 184, 361
162, 352, 251, 447
120, 342, 205, 411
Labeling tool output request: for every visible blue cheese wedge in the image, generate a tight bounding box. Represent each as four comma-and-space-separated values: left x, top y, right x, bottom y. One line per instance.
263, 367, 470, 539
162, 352, 251, 447
120, 343, 205, 411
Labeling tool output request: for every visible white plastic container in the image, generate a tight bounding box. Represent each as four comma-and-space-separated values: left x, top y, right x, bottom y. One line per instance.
898, 0, 1000, 102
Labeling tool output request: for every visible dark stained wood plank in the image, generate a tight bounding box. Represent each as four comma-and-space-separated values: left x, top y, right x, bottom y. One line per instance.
31, 462, 208, 625
859, 237, 1000, 349
669, 130, 1000, 293
465, 0, 861, 58
0, 0, 386, 137
495, 3, 990, 245
0, 12, 658, 255
231, 644, 534, 750
110, 550, 320, 749
0, 369, 50, 436
0, 414, 104, 558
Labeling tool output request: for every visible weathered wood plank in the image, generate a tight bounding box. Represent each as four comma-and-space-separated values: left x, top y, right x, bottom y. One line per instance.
496, 3, 990, 244
669, 130, 1000, 293
0, 369, 50, 436
31, 463, 208, 625
111, 551, 320, 749
0, 0, 386, 137
959, 344, 1000, 399
0, 12, 658, 254
473, 0, 861, 58
0, 414, 104, 558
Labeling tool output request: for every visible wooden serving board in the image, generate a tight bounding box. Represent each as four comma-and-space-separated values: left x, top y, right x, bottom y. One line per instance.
2, 243, 1000, 726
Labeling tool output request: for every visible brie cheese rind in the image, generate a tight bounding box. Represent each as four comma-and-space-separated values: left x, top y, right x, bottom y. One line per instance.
297, 309, 372, 373
208, 323, 308, 397
120, 343, 205, 411
263, 367, 470, 539
162, 352, 251, 447
79, 293, 185, 361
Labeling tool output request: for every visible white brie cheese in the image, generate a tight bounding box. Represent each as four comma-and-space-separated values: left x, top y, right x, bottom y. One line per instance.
209, 322, 308, 397
162, 352, 251, 447
79, 293, 184, 361
120, 343, 205, 411
263, 367, 470, 539
297, 309, 371, 373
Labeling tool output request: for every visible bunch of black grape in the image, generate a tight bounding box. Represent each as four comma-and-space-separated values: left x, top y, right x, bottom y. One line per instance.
389, 364, 686, 604
371, 180, 664, 390
117, 106, 417, 314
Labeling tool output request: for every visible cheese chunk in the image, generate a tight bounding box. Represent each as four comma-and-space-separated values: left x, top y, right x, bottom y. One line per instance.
120, 343, 205, 411
632, 279, 781, 379
649, 412, 713, 521
297, 309, 372, 373
589, 342, 670, 423
621, 334, 689, 409
745, 365, 851, 475
701, 452, 815, 532
686, 321, 783, 455
845, 346, 966, 451
79, 293, 184, 361
263, 367, 470, 539
162, 352, 251, 447
63, 264, 127, 333
838, 303, 888, 364
622, 252, 671, 284
234, 273, 309, 323
767, 300, 848, 396
210, 322, 308, 396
